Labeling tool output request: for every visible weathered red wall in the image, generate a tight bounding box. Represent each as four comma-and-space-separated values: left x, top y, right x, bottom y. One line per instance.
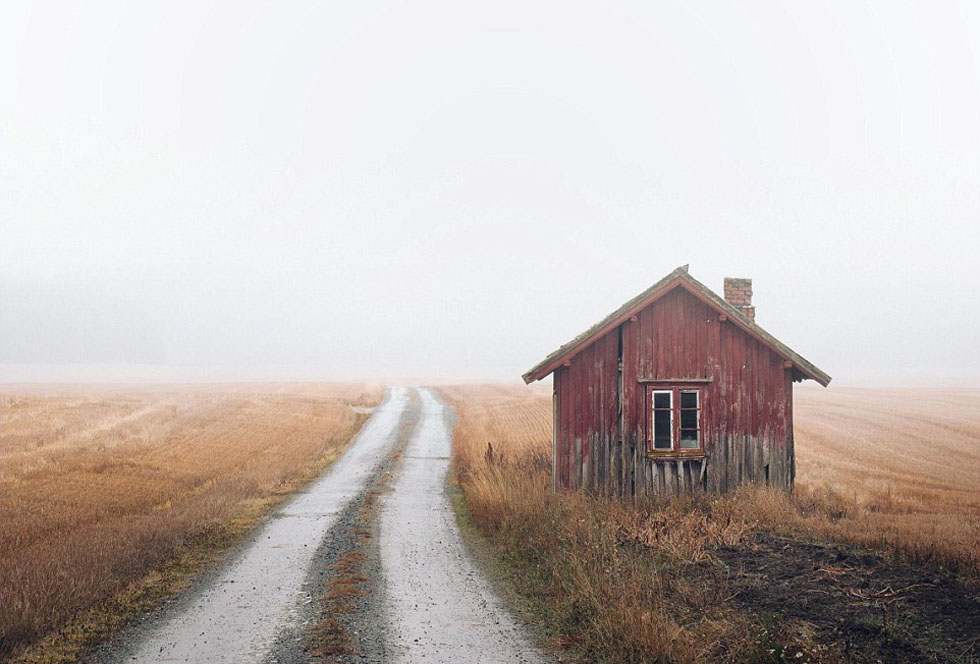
553, 329, 619, 492
554, 285, 794, 496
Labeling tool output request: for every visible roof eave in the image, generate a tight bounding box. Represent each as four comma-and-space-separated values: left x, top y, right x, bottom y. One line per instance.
522, 267, 831, 387
522, 267, 691, 383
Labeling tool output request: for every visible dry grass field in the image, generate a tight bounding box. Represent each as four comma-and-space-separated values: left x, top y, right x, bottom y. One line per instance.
441, 384, 980, 663
794, 386, 980, 563
0, 383, 383, 661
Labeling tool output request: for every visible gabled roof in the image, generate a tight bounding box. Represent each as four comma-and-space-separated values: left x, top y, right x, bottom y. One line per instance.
522, 265, 831, 387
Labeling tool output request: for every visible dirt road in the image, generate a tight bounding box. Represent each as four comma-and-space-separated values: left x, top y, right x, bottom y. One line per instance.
378, 389, 548, 663
109, 387, 545, 663
114, 388, 410, 663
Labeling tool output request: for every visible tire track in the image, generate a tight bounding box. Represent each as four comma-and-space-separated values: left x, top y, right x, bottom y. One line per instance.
378, 388, 549, 663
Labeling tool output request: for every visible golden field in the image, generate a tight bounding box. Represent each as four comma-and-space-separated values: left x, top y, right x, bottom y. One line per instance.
441, 384, 980, 662
0, 383, 382, 660
793, 386, 980, 560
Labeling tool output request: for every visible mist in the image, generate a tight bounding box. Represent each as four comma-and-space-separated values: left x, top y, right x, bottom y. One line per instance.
2, 1, 979, 386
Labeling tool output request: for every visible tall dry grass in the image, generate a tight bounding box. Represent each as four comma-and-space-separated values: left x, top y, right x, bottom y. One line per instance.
442, 385, 767, 661
0, 383, 382, 660
440, 384, 980, 662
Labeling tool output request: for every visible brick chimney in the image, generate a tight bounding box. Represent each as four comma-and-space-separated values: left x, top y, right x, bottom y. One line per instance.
723, 277, 755, 322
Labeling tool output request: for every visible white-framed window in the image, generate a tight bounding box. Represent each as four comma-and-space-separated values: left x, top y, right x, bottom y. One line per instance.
647, 386, 703, 455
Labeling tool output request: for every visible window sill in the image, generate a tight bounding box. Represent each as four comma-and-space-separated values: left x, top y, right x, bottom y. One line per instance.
647, 452, 706, 461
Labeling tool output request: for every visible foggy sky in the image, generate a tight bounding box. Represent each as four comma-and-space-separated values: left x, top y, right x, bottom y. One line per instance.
2, 1, 979, 385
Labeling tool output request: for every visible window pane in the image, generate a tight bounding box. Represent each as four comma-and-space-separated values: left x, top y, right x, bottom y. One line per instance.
653, 410, 671, 449
680, 391, 698, 409
679, 407, 697, 430
680, 429, 699, 448
653, 392, 671, 409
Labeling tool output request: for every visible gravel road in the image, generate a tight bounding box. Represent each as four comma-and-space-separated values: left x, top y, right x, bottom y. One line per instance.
106, 386, 547, 663
112, 387, 410, 664
378, 388, 549, 663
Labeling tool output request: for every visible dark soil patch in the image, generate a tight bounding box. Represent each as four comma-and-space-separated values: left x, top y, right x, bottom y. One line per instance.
716, 532, 980, 663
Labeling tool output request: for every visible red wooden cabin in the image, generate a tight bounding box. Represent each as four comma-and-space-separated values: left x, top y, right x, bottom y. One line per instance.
522, 266, 830, 497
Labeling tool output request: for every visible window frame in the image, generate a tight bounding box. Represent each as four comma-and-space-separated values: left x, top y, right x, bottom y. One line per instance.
646, 385, 705, 457
650, 389, 674, 452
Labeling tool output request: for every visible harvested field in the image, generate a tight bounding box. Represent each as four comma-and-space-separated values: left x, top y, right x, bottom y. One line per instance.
795, 386, 980, 512
440, 383, 980, 662
0, 382, 382, 660
792, 386, 980, 570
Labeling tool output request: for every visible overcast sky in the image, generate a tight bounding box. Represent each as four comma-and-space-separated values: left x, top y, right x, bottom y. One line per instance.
2, 1, 978, 385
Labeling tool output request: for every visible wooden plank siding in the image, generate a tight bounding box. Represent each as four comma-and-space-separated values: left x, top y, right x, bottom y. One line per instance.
554, 286, 795, 497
